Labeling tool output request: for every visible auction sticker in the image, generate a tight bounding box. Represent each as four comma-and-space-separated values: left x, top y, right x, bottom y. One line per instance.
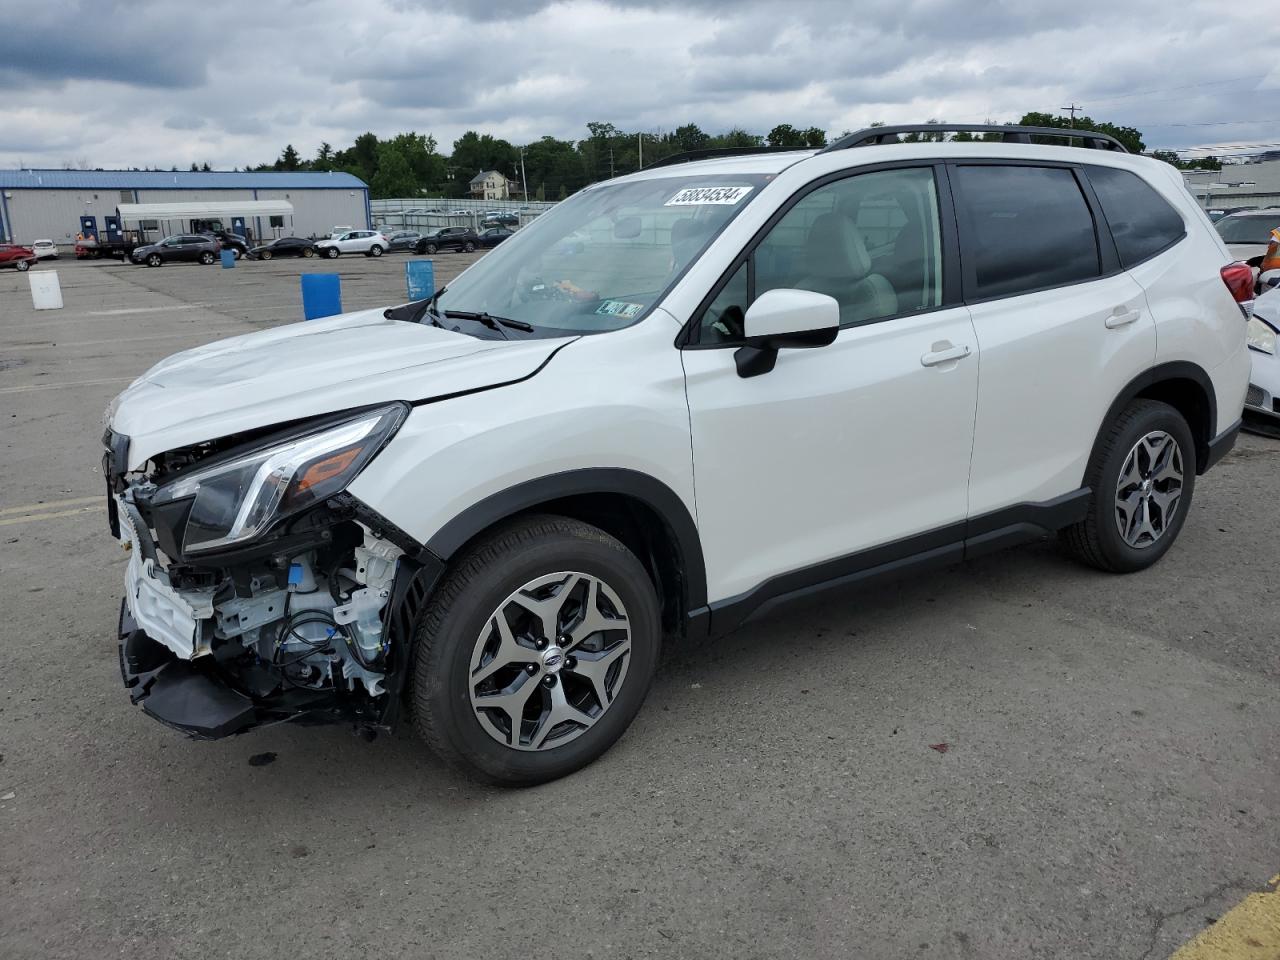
596, 300, 645, 318
665, 185, 754, 206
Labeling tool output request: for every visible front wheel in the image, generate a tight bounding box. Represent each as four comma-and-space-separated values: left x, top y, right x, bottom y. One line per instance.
1061, 399, 1196, 573
232, 248, 243, 260
259, 249, 273, 261
16, 259, 30, 272
199, 252, 215, 264
424, 243, 438, 255
325, 247, 340, 259
146, 254, 162, 267
412, 515, 661, 786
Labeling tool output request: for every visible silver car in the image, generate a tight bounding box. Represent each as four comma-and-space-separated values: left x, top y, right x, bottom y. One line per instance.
1215, 209, 1280, 263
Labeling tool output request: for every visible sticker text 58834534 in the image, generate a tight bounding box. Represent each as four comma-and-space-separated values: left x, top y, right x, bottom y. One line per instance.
665, 185, 754, 206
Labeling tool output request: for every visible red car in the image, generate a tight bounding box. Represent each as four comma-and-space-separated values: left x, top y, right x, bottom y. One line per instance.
0, 243, 36, 271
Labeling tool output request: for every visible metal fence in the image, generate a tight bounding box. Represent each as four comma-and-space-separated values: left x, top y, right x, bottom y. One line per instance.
370, 197, 559, 234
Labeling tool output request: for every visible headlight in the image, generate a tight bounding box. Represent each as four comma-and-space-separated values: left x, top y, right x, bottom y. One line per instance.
153, 403, 407, 555
1248, 316, 1277, 355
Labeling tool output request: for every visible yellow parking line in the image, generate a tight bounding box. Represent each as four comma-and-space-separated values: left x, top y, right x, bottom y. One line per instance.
0, 505, 102, 527
1171, 875, 1280, 959
0, 376, 133, 395
0, 495, 102, 516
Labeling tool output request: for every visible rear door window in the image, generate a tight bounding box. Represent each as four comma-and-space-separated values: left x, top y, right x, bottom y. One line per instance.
1086, 166, 1186, 266
951, 165, 1101, 300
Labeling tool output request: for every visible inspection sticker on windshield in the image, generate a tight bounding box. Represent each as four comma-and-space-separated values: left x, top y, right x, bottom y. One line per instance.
665, 185, 753, 206
596, 300, 645, 318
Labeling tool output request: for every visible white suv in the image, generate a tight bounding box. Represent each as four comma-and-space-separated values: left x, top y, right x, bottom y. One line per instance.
316, 229, 388, 258
104, 125, 1250, 785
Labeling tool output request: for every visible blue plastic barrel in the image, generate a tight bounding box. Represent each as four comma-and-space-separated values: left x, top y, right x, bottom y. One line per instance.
300, 274, 342, 320
219, 249, 236, 269
405, 259, 435, 301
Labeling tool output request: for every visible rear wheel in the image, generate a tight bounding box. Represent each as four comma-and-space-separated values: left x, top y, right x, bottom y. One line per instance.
369, 244, 383, 257
412, 515, 660, 786
463, 241, 476, 253
232, 248, 243, 260
302, 247, 315, 258
1061, 399, 1196, 573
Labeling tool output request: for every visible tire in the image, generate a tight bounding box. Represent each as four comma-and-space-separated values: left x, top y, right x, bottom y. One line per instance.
302, 248, 315, 258
146, 254, 162, 267
463, 241, 476, 253
259, 249, 273, 261
412, 515, 661, 786
424, 243, 437, 255
232, 248, 243, 261
325, 247, 339, 259
1060, 399, 1196, 573
16, 259, 30, 272
369, 244, 383, 257
199, 252, 215, 265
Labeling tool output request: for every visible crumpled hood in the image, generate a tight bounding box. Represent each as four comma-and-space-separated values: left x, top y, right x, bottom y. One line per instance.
108, 307, 572, 468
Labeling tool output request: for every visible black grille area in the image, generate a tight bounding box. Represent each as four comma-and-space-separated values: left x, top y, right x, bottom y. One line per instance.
1246, 384, 1266, 408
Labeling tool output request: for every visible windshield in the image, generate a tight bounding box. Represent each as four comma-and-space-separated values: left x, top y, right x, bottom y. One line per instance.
1216, 215, 1279, 244
434, 173, 770, 334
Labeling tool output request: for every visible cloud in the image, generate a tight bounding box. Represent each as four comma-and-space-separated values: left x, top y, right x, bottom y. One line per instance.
0, 0, 1274, 170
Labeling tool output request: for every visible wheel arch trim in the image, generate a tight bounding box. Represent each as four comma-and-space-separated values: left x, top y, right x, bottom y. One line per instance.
1085, 361, 1218, 479
423, 467, 708, 611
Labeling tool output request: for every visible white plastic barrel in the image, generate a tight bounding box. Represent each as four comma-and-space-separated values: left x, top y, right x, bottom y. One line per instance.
29, 271, 63, 310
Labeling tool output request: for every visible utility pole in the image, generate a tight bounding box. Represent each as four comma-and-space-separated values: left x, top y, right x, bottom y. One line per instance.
609, 146, 615, 179
638, 133, 643, 169
519, 148, 528, 203
1061, 103, 1082, 127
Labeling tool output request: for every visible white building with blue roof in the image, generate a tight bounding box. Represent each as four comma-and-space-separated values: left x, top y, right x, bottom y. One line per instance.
0, 169, 370, 245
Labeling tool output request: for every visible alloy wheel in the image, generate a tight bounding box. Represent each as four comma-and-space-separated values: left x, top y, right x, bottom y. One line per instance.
1114, 430, 1183, 549
468, 571, 631, 751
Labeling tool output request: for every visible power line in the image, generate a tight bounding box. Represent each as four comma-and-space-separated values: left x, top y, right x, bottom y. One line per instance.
1082, 73, 1267, 105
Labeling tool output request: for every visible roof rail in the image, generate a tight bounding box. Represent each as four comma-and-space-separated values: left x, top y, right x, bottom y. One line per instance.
820, 124, 1129, 154
643, 146, 807, 170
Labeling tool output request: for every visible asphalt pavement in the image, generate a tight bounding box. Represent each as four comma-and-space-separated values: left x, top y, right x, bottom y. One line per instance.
1, 255, 1277, 959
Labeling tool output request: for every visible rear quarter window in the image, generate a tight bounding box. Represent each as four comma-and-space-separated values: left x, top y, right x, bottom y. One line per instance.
1086, 166, 1186, 267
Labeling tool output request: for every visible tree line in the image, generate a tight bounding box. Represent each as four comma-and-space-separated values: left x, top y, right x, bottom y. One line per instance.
243, 113, 1217, 200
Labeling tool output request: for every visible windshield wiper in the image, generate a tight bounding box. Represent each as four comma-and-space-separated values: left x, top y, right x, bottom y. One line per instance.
442, 310, 534, 334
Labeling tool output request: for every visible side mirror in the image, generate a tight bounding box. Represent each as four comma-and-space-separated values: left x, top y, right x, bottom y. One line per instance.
735, 288, 840, 378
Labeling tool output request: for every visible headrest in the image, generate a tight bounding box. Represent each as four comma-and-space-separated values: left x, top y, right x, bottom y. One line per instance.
803, 212, 872, 280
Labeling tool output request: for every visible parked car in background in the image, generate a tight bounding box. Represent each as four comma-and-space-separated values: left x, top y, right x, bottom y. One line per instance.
31, 239, 59, 260
414, 226, 478, 254
482, 212, 519, 227
1207, 206, 1253, 223
316, 230, 388, 259
477, 226, 514, 248
1215, 209, 1280, 264
204, 230, 251, 260
130, 234, 221, 267
75, 236, 141, 260
0, 243, 36, 271
1245, 283, 1280, 437
385, 231, 423, 252
249, 237, 317, 260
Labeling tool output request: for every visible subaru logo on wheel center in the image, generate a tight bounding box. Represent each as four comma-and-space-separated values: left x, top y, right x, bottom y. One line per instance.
541, 645, 565, 673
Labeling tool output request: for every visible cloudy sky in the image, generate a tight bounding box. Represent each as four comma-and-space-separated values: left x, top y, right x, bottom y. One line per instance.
2, 0, 1277, 170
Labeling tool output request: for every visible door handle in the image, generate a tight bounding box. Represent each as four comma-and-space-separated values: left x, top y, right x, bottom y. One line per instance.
921, 343, 972, 367
1105, 309, 1141, 329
